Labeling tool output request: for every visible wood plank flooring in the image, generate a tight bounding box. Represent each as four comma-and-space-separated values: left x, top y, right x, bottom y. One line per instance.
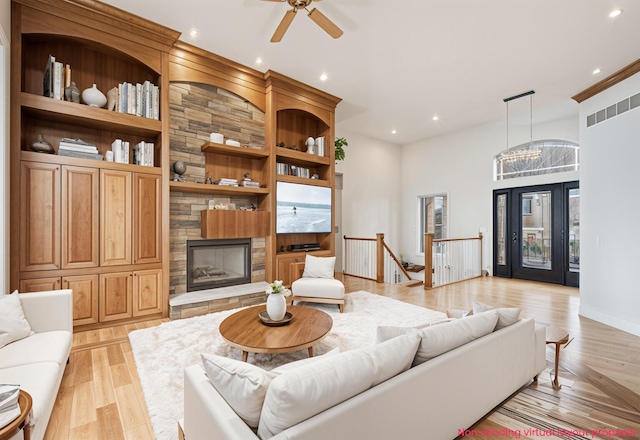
44, 276, 640, 439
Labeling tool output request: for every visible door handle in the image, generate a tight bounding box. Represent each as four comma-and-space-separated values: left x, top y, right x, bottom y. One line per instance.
512, 232, 518, 243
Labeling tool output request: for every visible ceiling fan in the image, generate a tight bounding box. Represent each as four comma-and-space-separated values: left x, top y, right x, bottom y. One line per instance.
264, 0, 343, 43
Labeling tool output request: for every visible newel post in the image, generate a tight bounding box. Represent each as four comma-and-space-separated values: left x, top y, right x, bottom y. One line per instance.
376, 233, 385, 283
424, 233, 434, 289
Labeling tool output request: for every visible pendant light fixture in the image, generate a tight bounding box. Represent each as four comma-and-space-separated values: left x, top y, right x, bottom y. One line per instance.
500, 90, 541, 162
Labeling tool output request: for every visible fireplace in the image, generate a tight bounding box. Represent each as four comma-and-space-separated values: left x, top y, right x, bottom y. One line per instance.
187, 239, 251, 292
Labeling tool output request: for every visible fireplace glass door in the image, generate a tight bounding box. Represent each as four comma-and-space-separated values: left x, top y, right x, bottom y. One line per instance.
187, 239, 251, 291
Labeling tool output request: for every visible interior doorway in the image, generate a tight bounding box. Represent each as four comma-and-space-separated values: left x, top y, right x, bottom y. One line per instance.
493, 181, 579, 287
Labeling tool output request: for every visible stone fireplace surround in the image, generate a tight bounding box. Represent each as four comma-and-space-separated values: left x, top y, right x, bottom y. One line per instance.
168, 82, 268, 319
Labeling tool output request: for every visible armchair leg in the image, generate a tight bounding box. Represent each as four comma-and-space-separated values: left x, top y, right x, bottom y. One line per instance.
339, 303, 344, 313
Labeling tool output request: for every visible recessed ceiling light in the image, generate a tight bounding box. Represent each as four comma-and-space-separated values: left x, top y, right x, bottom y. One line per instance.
432, 115, 439, 121
593, 68, 601, 75
256, 57, 263, 65
609, 9, 622, 18
190, 29, 198, 37
391, 129, 397, 134
320, 73, 328, 81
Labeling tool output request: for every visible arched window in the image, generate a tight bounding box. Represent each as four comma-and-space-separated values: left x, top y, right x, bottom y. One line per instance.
494, 139, 579, 181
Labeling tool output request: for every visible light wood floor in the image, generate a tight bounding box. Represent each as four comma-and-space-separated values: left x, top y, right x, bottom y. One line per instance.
44, 276, 640, 439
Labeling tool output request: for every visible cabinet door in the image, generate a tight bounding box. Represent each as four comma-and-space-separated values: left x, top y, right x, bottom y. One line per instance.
19, 277, 61, 292
99, 272, 133, 322
276, 255, 305, 287
63, 274, 99, 326
133, 173, 162, 264
133, 269, 163, 317
100, 170, 132, 266
20, 161, 60, 271
62, 165, 99, 269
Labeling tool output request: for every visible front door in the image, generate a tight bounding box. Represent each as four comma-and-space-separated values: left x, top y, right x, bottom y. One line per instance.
493, 181, 578, 286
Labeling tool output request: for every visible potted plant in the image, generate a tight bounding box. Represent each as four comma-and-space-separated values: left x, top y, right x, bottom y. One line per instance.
334, 137, 348, 161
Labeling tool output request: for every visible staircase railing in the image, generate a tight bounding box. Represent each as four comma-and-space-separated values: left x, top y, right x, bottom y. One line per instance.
424, 233, 483, 289
343, 233, 412, 284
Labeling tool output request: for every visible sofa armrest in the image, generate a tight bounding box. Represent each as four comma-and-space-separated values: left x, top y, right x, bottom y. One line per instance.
534, 324, 547, 376
184, 364, 258, 440
290, 262, 305, 285
19, 289, 73, 334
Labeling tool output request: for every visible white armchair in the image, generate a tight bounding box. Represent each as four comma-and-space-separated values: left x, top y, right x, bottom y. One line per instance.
290, 255, 345, 313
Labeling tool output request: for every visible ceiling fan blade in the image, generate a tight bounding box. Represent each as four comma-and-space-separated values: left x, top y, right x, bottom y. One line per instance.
271, 9, 297, 42
307, 7, 343, 39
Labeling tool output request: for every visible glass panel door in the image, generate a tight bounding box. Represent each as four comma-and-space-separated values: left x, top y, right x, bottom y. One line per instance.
521, 190, 552, 270
566, 183, 580, 287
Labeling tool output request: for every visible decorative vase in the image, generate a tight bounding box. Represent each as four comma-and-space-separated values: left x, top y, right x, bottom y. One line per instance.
82, 84, 107, 108
30, 133, 54, 154
266, 294, 287, 321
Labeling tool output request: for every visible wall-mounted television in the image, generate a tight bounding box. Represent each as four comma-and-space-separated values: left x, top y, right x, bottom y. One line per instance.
276, 181, 332, 234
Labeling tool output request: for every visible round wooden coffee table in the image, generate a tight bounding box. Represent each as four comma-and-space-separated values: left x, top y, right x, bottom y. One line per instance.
219, 305, 333, 362
0, 390, 32, 440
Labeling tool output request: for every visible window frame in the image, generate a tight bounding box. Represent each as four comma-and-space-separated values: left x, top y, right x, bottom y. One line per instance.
417, 193, 448, 256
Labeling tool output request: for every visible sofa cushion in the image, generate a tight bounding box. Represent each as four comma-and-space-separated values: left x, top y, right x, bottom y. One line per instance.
0, 361, 61, 431
0, 291, 34, 349
0, 331, 72, 369
291, 277, 345, 300
201, 354, 277, 428
272, 347, 341, 373
472, 300, 521, 330
258, 349, 377, 439
377, 310, 499, 366
360, 333, 421, 386
302, 255, 336, 279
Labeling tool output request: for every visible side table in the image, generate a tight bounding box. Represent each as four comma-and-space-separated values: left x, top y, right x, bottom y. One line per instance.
545, 326, 570, 390
0, 390, 32, 440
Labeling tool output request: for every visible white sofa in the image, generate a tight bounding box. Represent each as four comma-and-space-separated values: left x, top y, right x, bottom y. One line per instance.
183, 316, 546, 440
0, 290, 73, 440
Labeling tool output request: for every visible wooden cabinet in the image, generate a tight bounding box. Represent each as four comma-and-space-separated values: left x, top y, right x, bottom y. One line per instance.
99, 272, 133, 322
19, 161, 60, 272
133, 173, 162, 264
101, 169, 132, 266
63, 275, 99, 326
133, 269, 163, 317
19, 277, 61, 292
62, 165, 99, 269
275, 250, 330, 287
99, 269, 163, 321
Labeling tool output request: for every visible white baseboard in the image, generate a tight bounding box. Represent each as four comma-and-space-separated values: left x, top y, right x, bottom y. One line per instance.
579, 305, 640, 338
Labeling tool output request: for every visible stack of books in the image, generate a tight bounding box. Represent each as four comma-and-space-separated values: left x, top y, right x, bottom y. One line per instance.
58, 138, 103, 160
276, 163, 311, 178
214, 178, 239, 187
242, 175, 260, 188
0, 384, 21, 429
133, 141, 155, 167
107, 81, 160, 120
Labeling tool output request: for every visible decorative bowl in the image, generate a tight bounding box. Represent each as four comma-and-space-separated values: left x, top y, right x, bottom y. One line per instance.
259, 311, 293, 327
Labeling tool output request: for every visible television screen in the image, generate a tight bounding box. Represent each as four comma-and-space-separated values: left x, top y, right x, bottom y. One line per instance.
276, 181, 332, 234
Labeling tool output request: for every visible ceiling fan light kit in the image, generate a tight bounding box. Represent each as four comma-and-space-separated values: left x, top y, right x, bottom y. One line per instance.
267, 0, 343, 42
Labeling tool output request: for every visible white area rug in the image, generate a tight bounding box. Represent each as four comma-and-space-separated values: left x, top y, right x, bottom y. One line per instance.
129, 291, 446, 440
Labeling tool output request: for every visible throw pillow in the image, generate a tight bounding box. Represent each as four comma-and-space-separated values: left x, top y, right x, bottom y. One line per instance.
201, 354, 277, 428
302, 255, 336, 279
472, 300, 521, 330
377, 310, 499, 366
360, 333, 421, 386
257, 349, 376, 439
0, 291, 34, 349
272, 346, 341, 373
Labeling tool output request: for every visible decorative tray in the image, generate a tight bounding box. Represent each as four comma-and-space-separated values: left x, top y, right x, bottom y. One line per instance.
259, 311, 293, 327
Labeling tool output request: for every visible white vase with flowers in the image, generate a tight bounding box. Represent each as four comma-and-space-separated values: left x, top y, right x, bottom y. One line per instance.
265, 280, 291, 321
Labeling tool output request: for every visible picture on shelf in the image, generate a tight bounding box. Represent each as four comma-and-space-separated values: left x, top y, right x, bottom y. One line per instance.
276, 181, 332, 234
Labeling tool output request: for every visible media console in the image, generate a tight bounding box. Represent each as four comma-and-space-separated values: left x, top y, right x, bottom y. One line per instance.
289, 243, 321, 251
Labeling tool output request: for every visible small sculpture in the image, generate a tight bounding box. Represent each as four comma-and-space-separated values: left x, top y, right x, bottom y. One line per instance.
173, 161, 187, 182
64, 81, 80, 103
30, 134, 54, 154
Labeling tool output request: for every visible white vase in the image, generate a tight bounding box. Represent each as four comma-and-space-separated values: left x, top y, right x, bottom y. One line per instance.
266, 294, 287, 321
82, 84, 107, 108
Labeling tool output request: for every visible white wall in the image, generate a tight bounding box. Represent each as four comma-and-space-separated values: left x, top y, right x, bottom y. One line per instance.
579, 72, 640, 337
399, 115, 579, 274
335, 124, 403, 266
1, 0, 10, 292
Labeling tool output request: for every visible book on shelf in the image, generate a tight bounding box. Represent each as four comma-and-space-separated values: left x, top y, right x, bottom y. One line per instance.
43, 54, 55, 98
242, 181, 260, 188
59, 144, 99, 154
133, 141, 154, 167
215, 178, 239, 186
111, 139, 130, 164
112, 81, 159, 120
